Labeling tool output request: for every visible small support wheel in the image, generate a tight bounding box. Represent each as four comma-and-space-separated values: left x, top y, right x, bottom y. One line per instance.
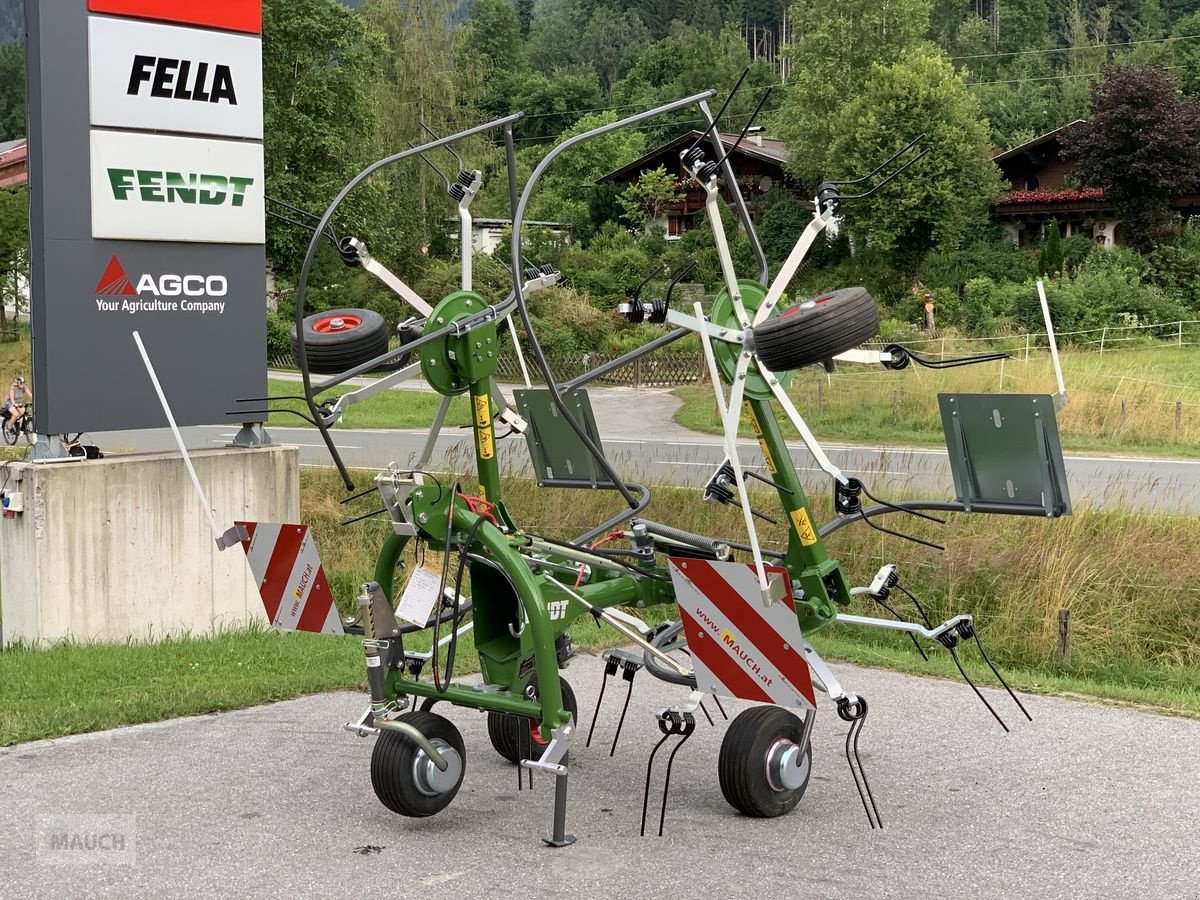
370, 711, 465, 818
487, 676, 577, 764
718, 705, 811, 818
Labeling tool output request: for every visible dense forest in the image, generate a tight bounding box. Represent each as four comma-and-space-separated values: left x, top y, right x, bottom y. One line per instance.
3, 0, 1200, 353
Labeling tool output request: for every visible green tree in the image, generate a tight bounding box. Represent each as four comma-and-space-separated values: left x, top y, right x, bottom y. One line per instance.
366, 0, 475, 253
773, 0, 932, 189
508, 70, 604, 140
0, 44, 23, 143
1064, 65, 1200, 251
524, 111, 647, 240
1173, 11, 1200, 95
584, 6, 651, 93
262, 0, 394, 277
617, 165, 683, 229
0, 186, 27, 331
1039, 219, 1064, 274
825, 50, 1004, 266
613, 26, 777, 145
461, 0, 527, 73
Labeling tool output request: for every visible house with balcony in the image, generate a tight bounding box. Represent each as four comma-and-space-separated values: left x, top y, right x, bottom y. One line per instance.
596, 130, 802, 240
992, 121, 1200, 247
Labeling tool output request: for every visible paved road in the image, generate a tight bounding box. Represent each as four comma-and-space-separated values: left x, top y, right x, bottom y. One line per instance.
90, 386, 1200, 514
2, 653, 1197, 898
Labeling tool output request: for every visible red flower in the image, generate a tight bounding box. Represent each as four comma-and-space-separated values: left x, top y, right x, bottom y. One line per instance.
998, 187, 1106, 205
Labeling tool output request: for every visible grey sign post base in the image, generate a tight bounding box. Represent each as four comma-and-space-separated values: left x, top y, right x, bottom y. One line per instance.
30, 434, 70, 460
230, 422, 273, 449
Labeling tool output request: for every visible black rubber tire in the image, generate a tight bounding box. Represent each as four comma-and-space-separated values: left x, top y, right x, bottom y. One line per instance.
1, 418, 16, 446
487, 676, 577, 765
718, 705, 811, 818
370, 711, 466, 818
752, 286, 879, 373
291, 307, 388, 374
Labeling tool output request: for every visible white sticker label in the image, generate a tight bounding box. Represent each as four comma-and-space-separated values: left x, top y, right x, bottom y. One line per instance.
395, 567, 444, 628
88, 17, 264, 139
90, 130, 265, 244
365, 655, 381, 668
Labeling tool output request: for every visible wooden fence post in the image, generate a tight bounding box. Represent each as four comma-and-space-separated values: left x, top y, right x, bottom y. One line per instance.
1100, 326, 1107, 354
817, 379, 824, 413
1055, 609, 1071, 666
1120, 399, 1126, 429
892, 390, 898, 425
1176, 401, 1183, 437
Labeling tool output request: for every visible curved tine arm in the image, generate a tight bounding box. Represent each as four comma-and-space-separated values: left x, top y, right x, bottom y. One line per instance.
838, 147, 930, 201
695, 299, 769, 600
663, 260, 698, 308
420, 120, 468, 173
291, 113, 521, 488
700, 99, 769, 287
828, 133, 925, 187
632, 262, 668, 300
509, 91, 715, 510
755, 356, 848, 486
410, 143, 451, 189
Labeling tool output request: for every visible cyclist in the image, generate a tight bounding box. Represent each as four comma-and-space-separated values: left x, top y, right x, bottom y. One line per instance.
2, 375, 30, 426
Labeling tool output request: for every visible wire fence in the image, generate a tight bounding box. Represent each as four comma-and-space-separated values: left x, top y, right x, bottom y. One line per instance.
269, 319, 1200, 387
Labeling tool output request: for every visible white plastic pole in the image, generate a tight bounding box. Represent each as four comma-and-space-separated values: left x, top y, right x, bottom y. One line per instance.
132, 331, 225, 547
1035, 279, 1068, 405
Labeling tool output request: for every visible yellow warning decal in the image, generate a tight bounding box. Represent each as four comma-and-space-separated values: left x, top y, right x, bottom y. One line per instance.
474, 394, 495, 460
790, 507, 817, 546
744, 401, 777, 474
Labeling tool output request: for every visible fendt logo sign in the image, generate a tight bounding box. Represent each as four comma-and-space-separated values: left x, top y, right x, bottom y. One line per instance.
89, 17, 263, 139
90, 130, 265, 244
94, 256, 229, 315
107, 169, 256, 208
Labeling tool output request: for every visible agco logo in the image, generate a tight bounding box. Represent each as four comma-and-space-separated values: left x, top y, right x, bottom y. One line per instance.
94, 256, 228, 315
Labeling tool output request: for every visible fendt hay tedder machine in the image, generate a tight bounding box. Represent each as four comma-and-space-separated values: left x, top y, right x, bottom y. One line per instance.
230, 78, 1072, 846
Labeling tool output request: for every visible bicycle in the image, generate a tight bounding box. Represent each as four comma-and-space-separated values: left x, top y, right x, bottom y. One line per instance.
2, 403, 34, 446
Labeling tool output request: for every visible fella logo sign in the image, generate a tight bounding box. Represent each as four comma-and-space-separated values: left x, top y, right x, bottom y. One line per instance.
94, 256, 230, 315
90, 130, 265, 244
88, 17, 263, 139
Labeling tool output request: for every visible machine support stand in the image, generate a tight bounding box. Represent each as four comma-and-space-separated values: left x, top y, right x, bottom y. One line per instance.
542, 753, 576, 848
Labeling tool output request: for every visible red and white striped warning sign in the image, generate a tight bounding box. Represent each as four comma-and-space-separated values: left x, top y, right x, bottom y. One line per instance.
234, 522, 343, 635
668, 558, 815, 709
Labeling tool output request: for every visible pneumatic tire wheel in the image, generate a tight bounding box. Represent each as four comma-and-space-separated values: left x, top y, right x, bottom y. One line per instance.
718, 706, 811, 818
370, 711, 466, 818
752, 286, 879, 373
291, 307, 388, 374
487, 675, 577, 765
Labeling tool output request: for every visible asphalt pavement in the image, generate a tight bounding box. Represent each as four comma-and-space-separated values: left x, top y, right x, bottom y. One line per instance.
90, 381, 1200, 514
2, 652, 1197, 899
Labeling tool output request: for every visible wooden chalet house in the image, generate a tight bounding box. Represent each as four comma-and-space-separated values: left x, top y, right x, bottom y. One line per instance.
597, 130, 803, 240
992, 121, 1200, 248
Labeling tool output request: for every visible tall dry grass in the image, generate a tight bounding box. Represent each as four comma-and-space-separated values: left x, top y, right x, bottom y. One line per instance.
303, 464, 1200, 689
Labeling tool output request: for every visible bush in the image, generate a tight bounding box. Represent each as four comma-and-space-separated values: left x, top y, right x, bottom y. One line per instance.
525, 286, 614, 355
266, 313, 292, 361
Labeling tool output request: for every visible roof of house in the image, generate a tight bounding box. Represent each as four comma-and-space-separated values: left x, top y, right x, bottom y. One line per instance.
0, 138, 27, 189
598, 131, 789, 184
992, 121, 1085, 164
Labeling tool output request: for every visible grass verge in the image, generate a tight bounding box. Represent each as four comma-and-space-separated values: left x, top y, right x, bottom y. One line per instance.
265, 378, 472, 430
674, 344, 1200, 458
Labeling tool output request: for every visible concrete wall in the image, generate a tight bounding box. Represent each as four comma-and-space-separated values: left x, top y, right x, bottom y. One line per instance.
0, 446, 298, 645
